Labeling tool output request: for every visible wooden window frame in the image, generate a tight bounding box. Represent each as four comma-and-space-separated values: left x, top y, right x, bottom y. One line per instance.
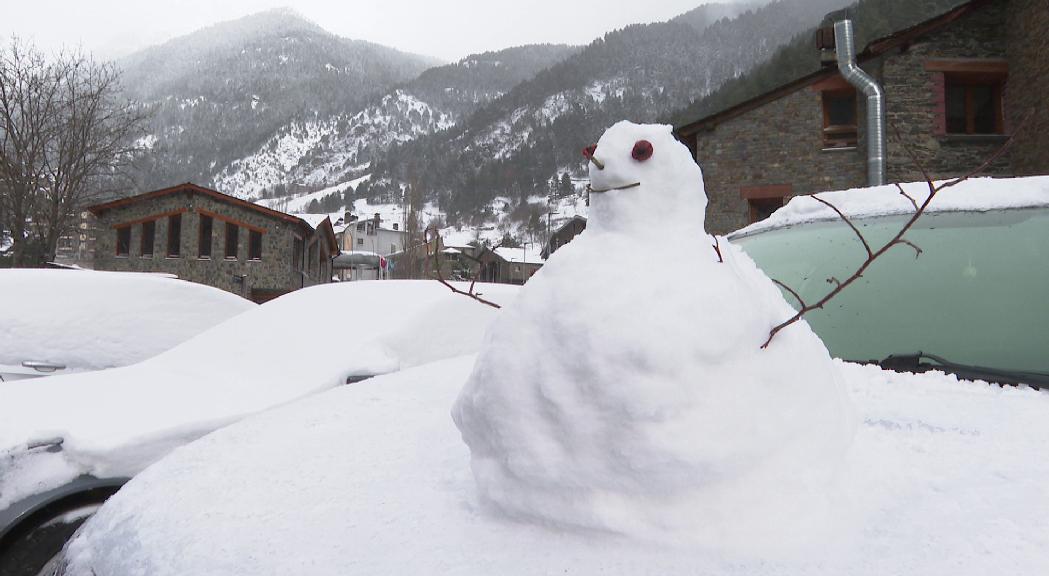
943, 73, 1005, 135
166, 214, 182, 258
115, 226, 131, 257
224, 222, 239, 260
926, 59, 1008, 136
741, 184, 791, 224
198, 214, 213, 259
821, 88, 858, 148
248, 229, 263, 261
140, 220, 155, 257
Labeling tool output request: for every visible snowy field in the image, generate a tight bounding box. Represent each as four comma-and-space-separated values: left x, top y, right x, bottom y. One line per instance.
58, 356, 1049, 575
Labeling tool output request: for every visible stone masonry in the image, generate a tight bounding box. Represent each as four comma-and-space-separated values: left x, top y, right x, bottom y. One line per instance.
684, 0, 1042, 235
91, 185, 335, 301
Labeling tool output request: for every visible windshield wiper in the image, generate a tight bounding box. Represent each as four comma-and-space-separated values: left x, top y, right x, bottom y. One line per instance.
865, 352, 1049, 390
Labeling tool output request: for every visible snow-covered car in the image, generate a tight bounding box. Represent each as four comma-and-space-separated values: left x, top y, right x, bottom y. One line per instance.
41, 357, 1049, 575
0, 269, 254, 382
0, 281, 517, 576
729, 175, 1049, 389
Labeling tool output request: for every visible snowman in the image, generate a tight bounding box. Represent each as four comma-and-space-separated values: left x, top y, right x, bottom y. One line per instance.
453, 121, 855, 551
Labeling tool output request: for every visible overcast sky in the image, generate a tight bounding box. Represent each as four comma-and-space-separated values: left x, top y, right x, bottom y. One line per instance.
2, 0, 727, 62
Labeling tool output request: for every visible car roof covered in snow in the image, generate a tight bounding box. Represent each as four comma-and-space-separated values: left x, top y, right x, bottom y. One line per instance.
0, 281, 518, 510
0, 269, 253, 373
731, 176, 1049, 238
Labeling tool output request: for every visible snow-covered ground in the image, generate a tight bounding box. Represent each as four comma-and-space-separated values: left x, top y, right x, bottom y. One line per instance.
57, 356, 1049, 575
0, 281, 518, 511
0, 270, 253, 375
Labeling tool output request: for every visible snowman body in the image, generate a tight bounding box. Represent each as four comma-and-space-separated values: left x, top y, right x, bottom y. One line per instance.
453, 122, 855, 548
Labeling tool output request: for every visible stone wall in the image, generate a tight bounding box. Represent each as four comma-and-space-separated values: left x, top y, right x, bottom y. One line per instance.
1005, 0, 1049, 176
93, 189, 328, 299
882, 0, 1011, 183
694, 83, 868, 234
692, 0, 1018, 235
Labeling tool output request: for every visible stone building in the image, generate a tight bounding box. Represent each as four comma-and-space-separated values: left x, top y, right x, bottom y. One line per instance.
88, 183, 340, 302
675, 0, 1049, 234
541, 216, 587, 260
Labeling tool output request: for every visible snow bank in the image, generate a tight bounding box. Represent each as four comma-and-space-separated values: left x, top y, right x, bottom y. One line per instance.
58, 357, 1049, 575
0, 281, 517, 509
0, 270, 253, 373
734, 175, 1049, 237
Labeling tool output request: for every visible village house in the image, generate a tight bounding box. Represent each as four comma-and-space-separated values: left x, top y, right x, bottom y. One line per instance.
675, 0, 1049, 234
476, 246, 544, 285
331, 211, 407, 280
88, 182, 340, 302
541, 216, 587, 260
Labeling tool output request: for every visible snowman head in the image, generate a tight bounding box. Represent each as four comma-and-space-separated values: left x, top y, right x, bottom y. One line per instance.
585, 121, 707, 236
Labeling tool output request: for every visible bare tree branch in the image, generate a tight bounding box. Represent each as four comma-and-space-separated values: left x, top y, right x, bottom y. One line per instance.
810, 194, 872, 258
425, 227, 502, 309
711, 235, 723, 263
762, 119, 1022, 349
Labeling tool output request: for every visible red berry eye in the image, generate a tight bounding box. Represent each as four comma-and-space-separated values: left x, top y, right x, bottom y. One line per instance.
631, 140, 653, 162
582, 144, 597, 159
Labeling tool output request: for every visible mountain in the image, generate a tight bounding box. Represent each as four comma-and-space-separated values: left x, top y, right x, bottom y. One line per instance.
121, 8, 441, 191
364, 0, 853, 223
211, 44, 581, 199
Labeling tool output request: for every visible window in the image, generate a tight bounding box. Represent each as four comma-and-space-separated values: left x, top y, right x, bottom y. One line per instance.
822, 89, 857, 148
945, 74, 1004, 134
225, 222, 239, 259
140, 220, 155, 257
116, 226, 131, 257
391, 244, 396, 254
308, 241, 318, 276
293, 237, 304, 270
248, 230, 262, 261
748, 197, 785, 224
167, 214, 182, 257
357, 237, 364, 246
198, 215, 213, 258
740, 184, 791, 225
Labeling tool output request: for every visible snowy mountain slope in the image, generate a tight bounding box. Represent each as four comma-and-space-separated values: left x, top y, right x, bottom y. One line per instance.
370, 0, 851, 221
119, 8, 441, 191
213, 44, 580, 199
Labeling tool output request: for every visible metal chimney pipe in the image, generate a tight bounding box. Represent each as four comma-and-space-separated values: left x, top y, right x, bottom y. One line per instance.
834, 19, 886, 186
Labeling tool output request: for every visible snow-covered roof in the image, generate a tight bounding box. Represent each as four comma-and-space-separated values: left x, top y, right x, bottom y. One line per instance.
292, 213, 333, 229
62, 357, 1049, 575
733, 175, 1049, 237
0, 281, 519, 511
493, 246, 544, 265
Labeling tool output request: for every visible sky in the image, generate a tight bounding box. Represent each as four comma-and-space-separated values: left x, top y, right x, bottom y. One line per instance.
2, 0, 729, 63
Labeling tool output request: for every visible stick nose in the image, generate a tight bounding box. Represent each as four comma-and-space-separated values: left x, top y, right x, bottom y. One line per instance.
582, 144, 604, 170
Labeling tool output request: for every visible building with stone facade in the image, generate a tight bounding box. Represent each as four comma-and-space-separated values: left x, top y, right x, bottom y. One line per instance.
541, 216, 587, 260
676, 0, 1049, 234
88, 183, 340, 302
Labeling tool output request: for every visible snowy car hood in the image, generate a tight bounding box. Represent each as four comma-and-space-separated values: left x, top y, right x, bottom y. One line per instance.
58, 357, 1049, 576
731, 175, 1049, 238
0, 281, 518, 509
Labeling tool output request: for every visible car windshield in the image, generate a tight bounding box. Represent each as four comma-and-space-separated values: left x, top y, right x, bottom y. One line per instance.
731, 207, 1049, 376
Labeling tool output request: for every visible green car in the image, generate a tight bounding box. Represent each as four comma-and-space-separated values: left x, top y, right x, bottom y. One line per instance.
729, 178, 1049, 389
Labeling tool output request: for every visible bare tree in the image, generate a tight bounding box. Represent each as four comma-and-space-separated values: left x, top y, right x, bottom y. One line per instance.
0, 38, 148, 266
760, 120, 1023, 349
